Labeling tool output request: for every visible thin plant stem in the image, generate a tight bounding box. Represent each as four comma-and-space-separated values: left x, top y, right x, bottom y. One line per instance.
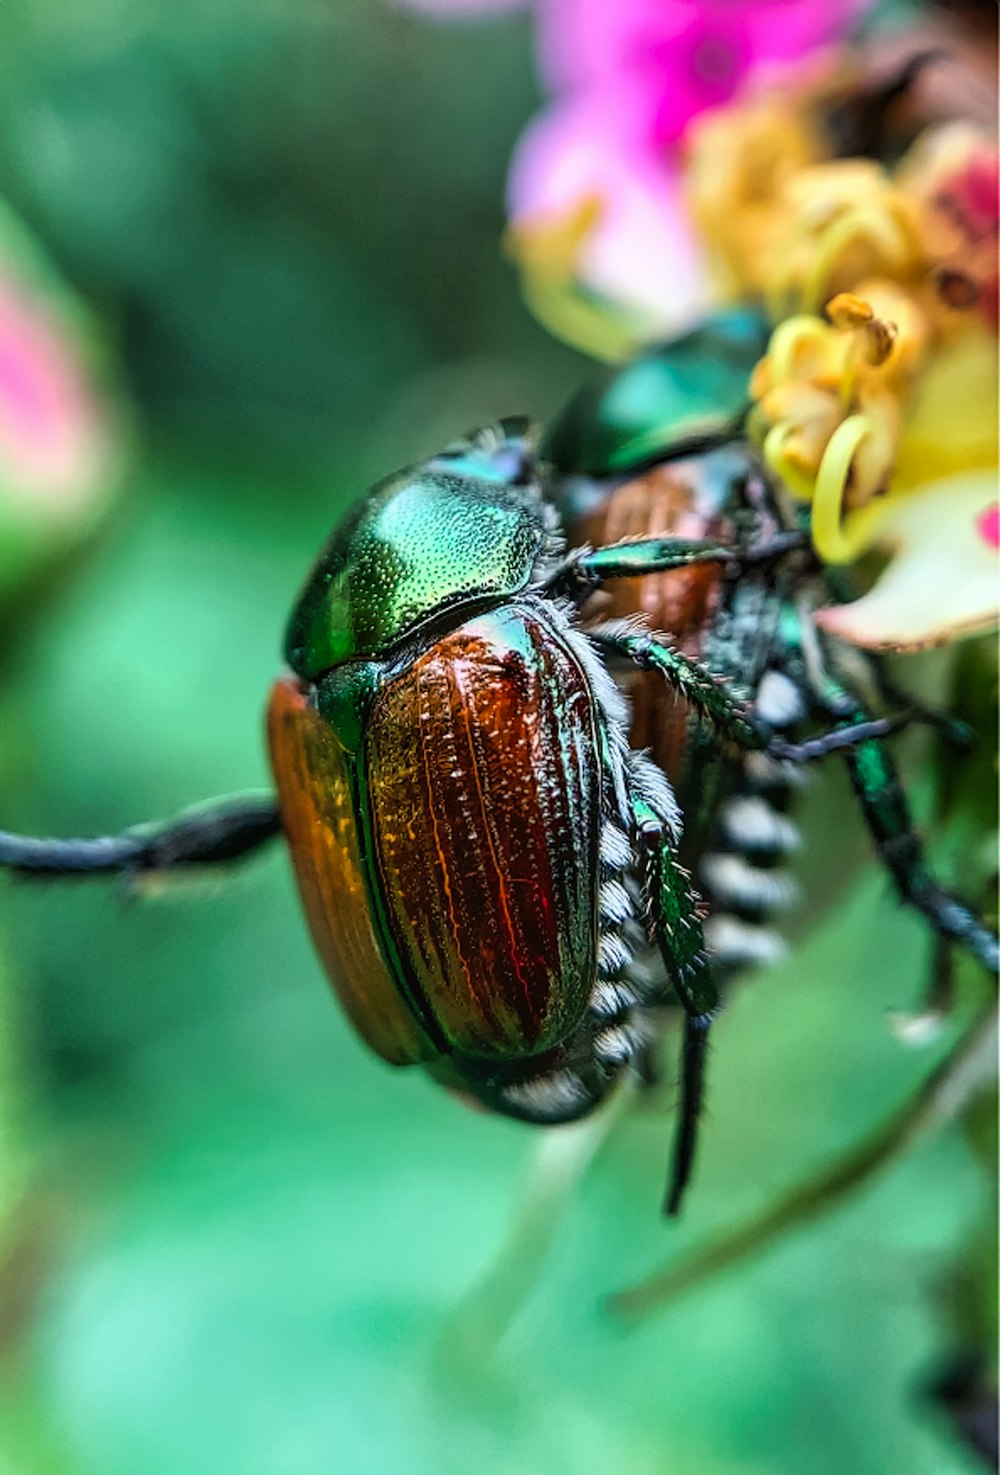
609, 1004, 998, 1321
434, 1090, 627, 1370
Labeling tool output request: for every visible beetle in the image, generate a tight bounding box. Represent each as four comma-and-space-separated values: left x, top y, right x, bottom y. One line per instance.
1, 369, 996, 1214
541, 309, 999, 1195
543, 309, 781, 892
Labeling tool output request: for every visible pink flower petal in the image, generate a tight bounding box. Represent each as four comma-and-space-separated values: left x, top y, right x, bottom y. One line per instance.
740, 0, 871, 68
976, 501, 999, 549
391, 0, 526, 15
0, 277, 109, 515
508, 83, 657, 215
537, 0, 697, 97
508, 88, 711, 335
537, 0, 872, 110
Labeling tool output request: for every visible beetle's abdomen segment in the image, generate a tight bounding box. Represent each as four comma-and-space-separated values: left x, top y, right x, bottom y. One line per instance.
365, 606, 601, 1059
267, 677, 436, 1066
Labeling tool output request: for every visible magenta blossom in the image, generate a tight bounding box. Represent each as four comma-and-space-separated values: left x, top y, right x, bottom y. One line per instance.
0, 277, 108, 507
977, 502, 1000, 551
0, 201, 124, 606
515, 0, 872, 350
398, 0, 523, 14
533, 0, 869, 130
397, 0, 871, 353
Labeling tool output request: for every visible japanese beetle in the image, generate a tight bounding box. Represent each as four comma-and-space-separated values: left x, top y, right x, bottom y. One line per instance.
544, 310, 999, 1039
545, 311, 803, 979
2, 366, 996, 1214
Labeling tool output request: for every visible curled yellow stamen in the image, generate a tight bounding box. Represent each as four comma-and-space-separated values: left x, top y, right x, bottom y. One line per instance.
768, 314, 832, 386
811, 415, 897, 564
761, 422, 821, 502
798, 208, 914, 315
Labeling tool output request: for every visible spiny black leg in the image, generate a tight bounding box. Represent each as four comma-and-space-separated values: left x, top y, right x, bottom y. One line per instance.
0, 794, 282, 879
593, 626, 911, 766
840, 727, 998, 974
795, 633, 999, 976
667, 1014, 712, 1217
632, 797, 716, 1016
632, 794, 718, 1215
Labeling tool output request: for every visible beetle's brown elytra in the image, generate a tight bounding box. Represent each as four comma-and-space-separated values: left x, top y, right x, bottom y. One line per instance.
574, 457, 735, 786
366, 604, 602, 1060
267, 675, 435, 1067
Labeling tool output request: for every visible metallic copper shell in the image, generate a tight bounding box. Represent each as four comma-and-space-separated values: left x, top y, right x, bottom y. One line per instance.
267, 676, 435, 1066
366, 604, 601, 1059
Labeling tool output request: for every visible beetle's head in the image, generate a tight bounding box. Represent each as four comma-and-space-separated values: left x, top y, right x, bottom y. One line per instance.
540, 309, 769, 481
431, 416, 539, 487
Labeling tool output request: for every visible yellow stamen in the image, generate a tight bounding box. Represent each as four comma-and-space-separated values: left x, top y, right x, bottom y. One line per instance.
826, 293, 873, 330
796, 207, 914, 316
811, 414, 897, 563
761, 423, 822, 502
768, 314, 834, 385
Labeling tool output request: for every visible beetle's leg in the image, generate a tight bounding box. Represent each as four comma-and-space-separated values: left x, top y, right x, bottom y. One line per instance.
549, 530, 808, 598
824, 711, 998, 973
784, 618, 1000, 977
631, 793, 718, 1216
866, 657, 975, 753
590, 625, 909, 764
920, 934, 958, 1021
0, 794, 282, 879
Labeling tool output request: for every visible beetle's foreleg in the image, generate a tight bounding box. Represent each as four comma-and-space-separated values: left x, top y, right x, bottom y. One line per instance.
592, 626, 908, 765
632, 794, 718, 1216
0, 794, 282, 879
550, 530, 807, 597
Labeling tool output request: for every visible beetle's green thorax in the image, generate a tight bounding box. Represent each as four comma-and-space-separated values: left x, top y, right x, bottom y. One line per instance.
284, 422, 551, 679
540, 308, 769, 488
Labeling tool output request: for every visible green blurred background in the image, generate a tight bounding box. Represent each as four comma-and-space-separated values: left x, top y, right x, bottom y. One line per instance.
0, 2, 995, 1472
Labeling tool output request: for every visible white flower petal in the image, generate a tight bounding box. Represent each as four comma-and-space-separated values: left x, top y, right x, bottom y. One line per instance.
814, 471, 1000, 650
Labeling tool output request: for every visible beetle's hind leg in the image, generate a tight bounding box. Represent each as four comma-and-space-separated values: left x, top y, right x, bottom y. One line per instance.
468, 753, 720, 1216
626, 753, 720, 1215
0, 794, 282, 880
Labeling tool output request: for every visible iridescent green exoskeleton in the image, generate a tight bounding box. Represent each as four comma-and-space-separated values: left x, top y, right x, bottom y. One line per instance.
1, 323, 996, 1216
